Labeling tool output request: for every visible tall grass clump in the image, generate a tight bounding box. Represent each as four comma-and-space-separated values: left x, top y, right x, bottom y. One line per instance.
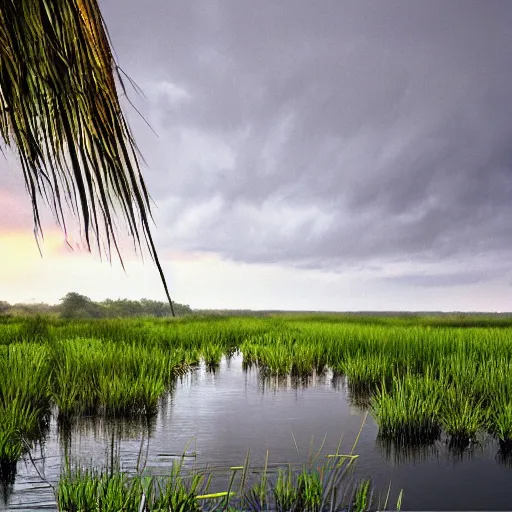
439, 387, 488, 444
0, 323, 21, 345
0, 344, 51, 467
201, 343, 224, 371
291, 343, 327, 376
57, 459, 216, 512
97, 373, 165, 418
489, 400, 512, 451
339, 353, 393, 389
371, 373, 442, 441
488, 378, 512, 450
151, 460, 205, 511
256, 344, 293, 377
51, 339, 193, 420
50, 339, 102, 419
251, 467, 322, 512
57, 465, 142, 511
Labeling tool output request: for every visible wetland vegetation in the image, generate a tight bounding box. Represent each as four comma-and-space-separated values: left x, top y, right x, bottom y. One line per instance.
2, 311, 512, 509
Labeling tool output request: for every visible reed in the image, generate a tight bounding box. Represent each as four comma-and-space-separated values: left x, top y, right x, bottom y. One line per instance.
272, 467, 298, 511
489, 397, 512, 444
0, 344, 51, 465
340, 353, 393, 388
257, 344, 293, 377
152, 461, 204, 511
371, 373, 442, 441
202, 343, 224, 370
439, 387, 488, 443
352, 479, 371, 512
56, 450, 402, 511
57, 465, 141, 511
50, 339, 193, 420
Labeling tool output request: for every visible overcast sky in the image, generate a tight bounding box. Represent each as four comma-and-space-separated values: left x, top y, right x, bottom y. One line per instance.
2, 0, 512, 311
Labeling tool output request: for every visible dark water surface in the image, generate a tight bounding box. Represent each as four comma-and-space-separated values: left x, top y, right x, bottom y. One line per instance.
3, 355, 512, 511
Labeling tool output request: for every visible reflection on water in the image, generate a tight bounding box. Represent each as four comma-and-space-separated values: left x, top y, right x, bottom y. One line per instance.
346, 383, 374, 412
258, 369, 334, 394
377, 437, 441, 465
57, 414, 157, 446
445, 436, 485, 463
0, 463, 16, 506
2, 356, 512, 510
495, 440, 512, 468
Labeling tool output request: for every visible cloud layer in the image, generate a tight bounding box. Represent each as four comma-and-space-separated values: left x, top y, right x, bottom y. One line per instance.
2, 1, 512, 306
97, 1, 512, 281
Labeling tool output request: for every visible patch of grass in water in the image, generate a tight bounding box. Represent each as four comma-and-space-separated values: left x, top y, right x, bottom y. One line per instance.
371, 373, 442, 441
202, 343, 224, 371
488, 392, 512, 445
0, 344, 51, 467
340, 353, 393, 389
257, 344, 293, 377
440, 387, 488, 444
6, 313, 512, 494
98, 374, 165, 418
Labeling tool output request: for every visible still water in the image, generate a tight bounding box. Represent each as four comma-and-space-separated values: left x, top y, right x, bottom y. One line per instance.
3, 355, 512, 511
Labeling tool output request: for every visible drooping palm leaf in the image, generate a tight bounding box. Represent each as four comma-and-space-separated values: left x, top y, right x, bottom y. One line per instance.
0, 0, 175, 316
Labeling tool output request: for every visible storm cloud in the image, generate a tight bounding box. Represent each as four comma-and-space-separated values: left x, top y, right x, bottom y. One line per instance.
4, 1, 512, 297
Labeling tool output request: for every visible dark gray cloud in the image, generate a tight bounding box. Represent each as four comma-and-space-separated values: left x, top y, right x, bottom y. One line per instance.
73, 2, 512, 279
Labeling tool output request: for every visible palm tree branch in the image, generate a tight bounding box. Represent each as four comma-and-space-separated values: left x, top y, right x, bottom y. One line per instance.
0, 0, 175, 315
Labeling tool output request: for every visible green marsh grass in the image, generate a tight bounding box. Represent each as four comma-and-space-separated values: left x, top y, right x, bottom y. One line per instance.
352, 479, 371, 512
51, 339, 193, 420
17, 315, 53, 343
371, 373, 442, 441
56, 447, 402, 511
247, 466, 324, 512
339, 353, 393, 388
272, 467, 297, 511
4, 313, 512, 482
256, 344, 293, 377
489, 396, 512, 446
0, 344, 51, 466
237, 319, 512, 443
57, 465, 143, 511
439, 387, 488, 443
202, 343, 224, 370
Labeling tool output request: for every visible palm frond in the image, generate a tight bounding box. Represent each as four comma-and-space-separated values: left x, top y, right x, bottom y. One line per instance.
0, 0, 174, 315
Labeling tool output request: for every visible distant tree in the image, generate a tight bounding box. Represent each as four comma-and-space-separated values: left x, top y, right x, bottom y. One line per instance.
101, 298, 143, 317
97, 296, 192, 318
173, 302, 193, 316
140, 298, 171, 317
60, 292, 103, 319
3, 292, 193, 319
139, 298, 192, 317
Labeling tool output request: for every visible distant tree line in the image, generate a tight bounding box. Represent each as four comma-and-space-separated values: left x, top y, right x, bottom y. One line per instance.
0, 293, 192, 319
